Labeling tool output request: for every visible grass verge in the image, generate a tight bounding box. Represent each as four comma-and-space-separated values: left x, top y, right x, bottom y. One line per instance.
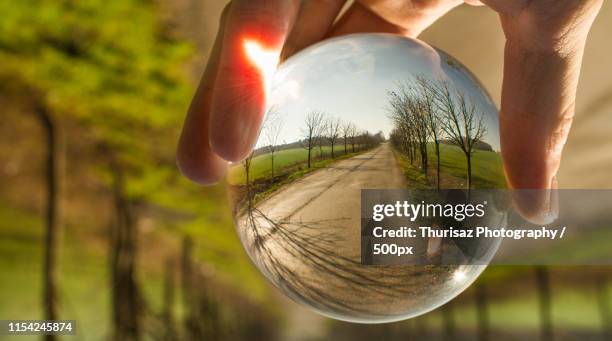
391, 143, 506, 189
230, 147, 377, 209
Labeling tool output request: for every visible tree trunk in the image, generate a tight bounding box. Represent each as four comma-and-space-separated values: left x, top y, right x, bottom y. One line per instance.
344, 138, 347, 155
307, 146, 312, 168
442, 302, 455, 341
198, 270, 220, 341
331, 142, 334, 158
163, 258, 177, 341
408, 142, 414, 165
476, 281, 489, 341
535, 266, 553, 341
270, 151, 274, 178
420, 144, 428, 175
466, 154, 473, 189
181, 237, 220, 340
109, 160, 140, 341
182, 237, 203, 339
36, 106, 59, 341
244, 155, 253, 208
435, 142, 441, 190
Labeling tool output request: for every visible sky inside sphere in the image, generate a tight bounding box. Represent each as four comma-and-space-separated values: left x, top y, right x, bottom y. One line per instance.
263, 33, 500, 151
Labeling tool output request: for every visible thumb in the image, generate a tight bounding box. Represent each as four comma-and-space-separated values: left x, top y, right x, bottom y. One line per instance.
500, 41, 582, 224
491, 0, 602, 223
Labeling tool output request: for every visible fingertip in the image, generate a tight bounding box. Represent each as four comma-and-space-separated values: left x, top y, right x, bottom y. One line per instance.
176, 147, 227, 186
207, 0, 297, 163
510, 176, 559, 225
512, 198, 558, 225
209, 138, 252, 164
208, 36, 267, 162
501, 135, 559, 223
209, 93, 264, 162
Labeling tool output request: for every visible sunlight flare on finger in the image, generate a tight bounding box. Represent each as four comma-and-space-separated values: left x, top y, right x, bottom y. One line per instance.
243, 39, 281, 103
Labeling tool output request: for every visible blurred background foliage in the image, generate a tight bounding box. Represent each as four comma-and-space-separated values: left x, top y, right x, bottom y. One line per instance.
0, 1, 611, 341
0, 1, 272, 340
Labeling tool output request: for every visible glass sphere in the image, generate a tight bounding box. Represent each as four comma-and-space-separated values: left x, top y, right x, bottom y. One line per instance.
227, 34, 506, 323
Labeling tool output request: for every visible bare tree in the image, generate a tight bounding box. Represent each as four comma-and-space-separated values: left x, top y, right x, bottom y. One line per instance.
436, 81, 487, 189
243, 151, 255, 207
407, 91, 430, 174
348, 123, 358, 153
326, 116, 342, 158
391, 122, 417, 165
262, 107, 283, 178
317, 118, 327, 159
418, 76, 445, 189
302, 111, 325, 168
390, 129, 403, 153
360, 131, 374, 149
404, 123, 417, 165
356, 131, 365, 151
341, 121, 351, 155
387, 85, 430, 174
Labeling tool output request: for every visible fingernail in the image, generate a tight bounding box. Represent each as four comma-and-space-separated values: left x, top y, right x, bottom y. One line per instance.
511, 175, 559, 225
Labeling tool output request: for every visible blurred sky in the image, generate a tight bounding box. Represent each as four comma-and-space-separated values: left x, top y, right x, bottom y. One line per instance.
266, 34, 501, 151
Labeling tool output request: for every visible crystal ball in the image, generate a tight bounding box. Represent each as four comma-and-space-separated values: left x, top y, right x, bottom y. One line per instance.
227, 34, 506, 323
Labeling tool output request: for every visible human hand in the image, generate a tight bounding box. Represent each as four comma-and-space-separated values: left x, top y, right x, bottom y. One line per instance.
176, 0, 602, 223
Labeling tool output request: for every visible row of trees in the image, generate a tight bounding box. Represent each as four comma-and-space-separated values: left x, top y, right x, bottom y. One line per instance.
302, 110, 382, 169
388, 76, 488, 189
258, 108, 383, 181
241, 109, 383, 206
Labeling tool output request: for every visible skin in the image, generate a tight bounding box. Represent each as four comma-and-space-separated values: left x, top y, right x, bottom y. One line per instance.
176, 0, 603, 223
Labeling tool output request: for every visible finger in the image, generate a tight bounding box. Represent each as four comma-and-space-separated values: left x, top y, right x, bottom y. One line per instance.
280, 0, 348, 61
481, 0, 602, 223
500, 36, 590, 223
209, 0, 300, 162
176, 4, 231, 185
329, 0, 463, 38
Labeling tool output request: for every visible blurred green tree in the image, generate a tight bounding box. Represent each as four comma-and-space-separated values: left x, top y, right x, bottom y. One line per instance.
0, 1, 192, 340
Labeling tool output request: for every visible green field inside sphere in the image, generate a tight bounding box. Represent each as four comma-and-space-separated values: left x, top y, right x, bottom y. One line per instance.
227, 34, 505, 323
228, 143, 505, 190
